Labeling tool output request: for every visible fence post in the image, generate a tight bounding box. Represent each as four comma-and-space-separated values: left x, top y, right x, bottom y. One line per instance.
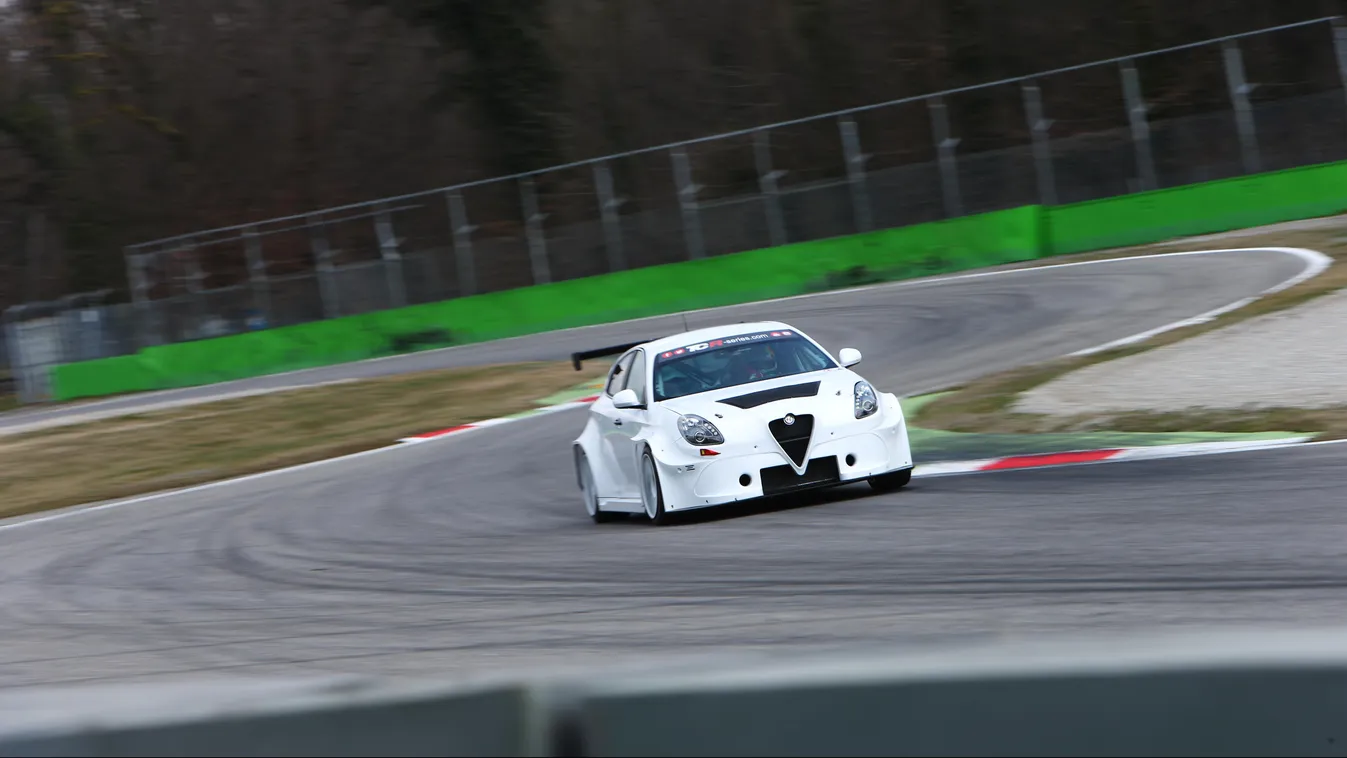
242, 226, 271, 329
307, 214, 340, 320
416, 212, 446, 305
838, 116, 874, 234
519, 177, 552, 285
670, 146, 706, 260
182, 241, 208, 339
753, 129, 788, 248
1223, 40, 1261, 175
592, 160, 628, 272
445, 191, 478, 297
1119, 59, 1159, 191
928, 96, 963, 218
86, 288, 114, 360
1334, 19, 1347, 134
374, 204, 407, 308
124, 247, 146, 309
55, 292, 80, 366
123, 247, 153, 349
1021, 80, 1058, 207
2, 306, 28, 403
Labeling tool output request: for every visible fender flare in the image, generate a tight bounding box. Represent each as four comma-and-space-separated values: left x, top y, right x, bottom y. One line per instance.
572, 442, 591, 490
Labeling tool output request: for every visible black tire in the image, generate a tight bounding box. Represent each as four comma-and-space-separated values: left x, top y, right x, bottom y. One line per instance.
578, 452, 621, 523
867, 467, 912, 494
640, 449, 673, 526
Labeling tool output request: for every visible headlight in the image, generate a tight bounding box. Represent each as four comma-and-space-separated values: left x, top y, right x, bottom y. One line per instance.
677, 414, 724, 445
854, 381, 879, 419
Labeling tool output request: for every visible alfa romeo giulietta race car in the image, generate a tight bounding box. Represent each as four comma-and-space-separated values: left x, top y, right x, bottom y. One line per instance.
572, 321, 914, 524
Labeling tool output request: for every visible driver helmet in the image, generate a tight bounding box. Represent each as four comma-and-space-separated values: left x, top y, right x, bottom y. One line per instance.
743, 344, 778, 379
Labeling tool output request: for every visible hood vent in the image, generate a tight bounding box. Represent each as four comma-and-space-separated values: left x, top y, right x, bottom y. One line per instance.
768, 413, 814, 468
718, 381, 821, 410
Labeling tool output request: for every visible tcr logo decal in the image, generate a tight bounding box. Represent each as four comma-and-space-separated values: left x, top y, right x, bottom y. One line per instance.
659, 330, 793, 360
662, 339, 723, 359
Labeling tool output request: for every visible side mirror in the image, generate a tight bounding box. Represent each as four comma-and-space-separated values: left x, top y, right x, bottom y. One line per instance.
838, 348, 862, 368
612, 388, 644, 409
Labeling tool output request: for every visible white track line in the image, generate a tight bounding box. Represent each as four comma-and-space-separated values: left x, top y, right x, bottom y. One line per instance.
0, 246, 1331, 532
1067, 246, 1330, 356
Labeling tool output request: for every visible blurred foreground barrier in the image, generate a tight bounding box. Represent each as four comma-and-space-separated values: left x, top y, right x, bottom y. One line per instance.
4, 628, 1347, 756
0, 675, 552, 757
572, 629, 1347, 757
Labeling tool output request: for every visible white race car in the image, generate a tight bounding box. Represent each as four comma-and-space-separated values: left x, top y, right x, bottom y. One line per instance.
572, 321, 914, 524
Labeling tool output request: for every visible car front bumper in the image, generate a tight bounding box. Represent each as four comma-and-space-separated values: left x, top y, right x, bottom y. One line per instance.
651, 405, 914, 512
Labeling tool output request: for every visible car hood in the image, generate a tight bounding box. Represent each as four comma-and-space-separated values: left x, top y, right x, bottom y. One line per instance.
656, 369, 862, 425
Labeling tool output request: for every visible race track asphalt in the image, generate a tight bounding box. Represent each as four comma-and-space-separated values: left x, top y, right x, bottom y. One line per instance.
2, 247, 1345, 690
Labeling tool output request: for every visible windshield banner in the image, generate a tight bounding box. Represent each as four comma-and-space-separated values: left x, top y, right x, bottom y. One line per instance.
656, 329, 795, 362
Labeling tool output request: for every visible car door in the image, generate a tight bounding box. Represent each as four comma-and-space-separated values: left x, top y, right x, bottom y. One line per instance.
592, 350, 639, 497
608, 349, 650, 493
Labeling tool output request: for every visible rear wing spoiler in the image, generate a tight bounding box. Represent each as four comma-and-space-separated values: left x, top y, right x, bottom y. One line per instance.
571, 340, 649, 371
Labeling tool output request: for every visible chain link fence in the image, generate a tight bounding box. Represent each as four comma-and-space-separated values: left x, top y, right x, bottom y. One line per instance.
4, 290, 116, 404
7, 16, 1347, 404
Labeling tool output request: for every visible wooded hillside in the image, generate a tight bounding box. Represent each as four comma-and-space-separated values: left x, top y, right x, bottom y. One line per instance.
2, 0, 1344, 308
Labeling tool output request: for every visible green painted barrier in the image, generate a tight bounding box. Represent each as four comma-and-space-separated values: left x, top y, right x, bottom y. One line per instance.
49, 354, 156, 401
1046, 159, 1347, 254
50, 206, 1044, 400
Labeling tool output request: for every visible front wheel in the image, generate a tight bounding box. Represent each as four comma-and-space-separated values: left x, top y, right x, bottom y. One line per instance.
867, 467, 912, 494
640, 450, 672, 526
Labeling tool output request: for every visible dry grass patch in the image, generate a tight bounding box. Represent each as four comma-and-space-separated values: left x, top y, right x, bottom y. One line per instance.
0, 360, 608, 520
1066, 406, 1347, 440
914, 225, 1347, 437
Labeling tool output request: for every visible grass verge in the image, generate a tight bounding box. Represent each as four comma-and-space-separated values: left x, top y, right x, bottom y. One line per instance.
912, 225, 1347, 440
0, 360, 609, 521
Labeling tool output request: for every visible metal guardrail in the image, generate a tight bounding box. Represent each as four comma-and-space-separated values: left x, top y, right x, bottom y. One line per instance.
3, 627, 1347, 756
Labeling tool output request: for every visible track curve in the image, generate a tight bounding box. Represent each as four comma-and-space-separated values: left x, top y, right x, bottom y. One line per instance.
3, 247, 1346, 690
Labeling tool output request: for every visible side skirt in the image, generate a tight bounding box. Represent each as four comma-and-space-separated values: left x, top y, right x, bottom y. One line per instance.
597, 497, 646, 514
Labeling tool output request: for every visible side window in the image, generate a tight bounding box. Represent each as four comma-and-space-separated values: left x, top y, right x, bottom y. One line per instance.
625, 350, 647, 404
604, 352, 637, 397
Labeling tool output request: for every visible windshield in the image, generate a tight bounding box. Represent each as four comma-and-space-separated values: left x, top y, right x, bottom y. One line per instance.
652, 329, 838, 402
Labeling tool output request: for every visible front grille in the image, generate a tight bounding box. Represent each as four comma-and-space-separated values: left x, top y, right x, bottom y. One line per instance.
760, 455, 841, 497
768, 413, 814, 468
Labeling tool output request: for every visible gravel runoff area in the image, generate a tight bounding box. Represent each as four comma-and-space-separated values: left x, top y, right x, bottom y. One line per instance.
1015, 286, 1347, 416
